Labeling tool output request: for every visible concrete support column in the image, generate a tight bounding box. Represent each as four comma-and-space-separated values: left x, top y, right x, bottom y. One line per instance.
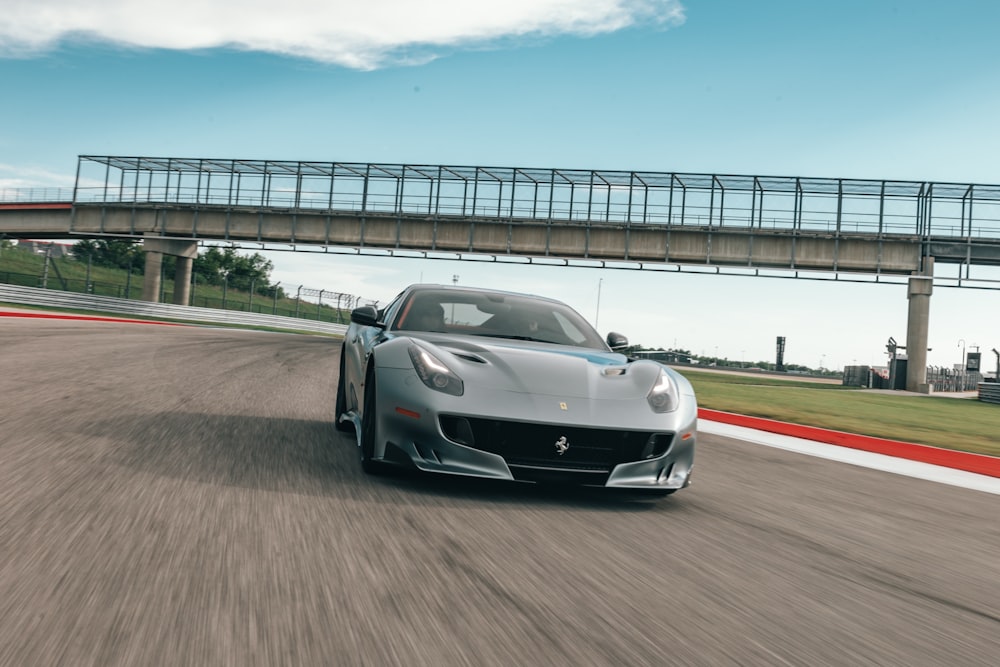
141, 235, 198, 305
905, 260, 934, 393
172, 256, 193, 306
142, 251, 163, 303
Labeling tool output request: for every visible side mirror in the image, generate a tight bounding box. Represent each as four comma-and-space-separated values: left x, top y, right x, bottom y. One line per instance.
606, 332, 629, 351
350, 305, 382, 327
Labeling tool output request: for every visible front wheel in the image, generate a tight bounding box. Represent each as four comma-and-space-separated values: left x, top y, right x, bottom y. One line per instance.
359, 364, 383, 475
334, 346, 352, 433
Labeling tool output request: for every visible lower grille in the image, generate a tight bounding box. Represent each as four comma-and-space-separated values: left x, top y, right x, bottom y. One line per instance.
440, 415, 672, 480
507, 465, 612, 485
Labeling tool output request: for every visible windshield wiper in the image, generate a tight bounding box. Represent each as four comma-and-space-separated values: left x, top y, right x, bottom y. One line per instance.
470, 332, 557, 344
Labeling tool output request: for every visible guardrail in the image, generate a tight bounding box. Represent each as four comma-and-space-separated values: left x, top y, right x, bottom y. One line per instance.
979, 383, 1000, 405
0, 187, 74, 202
0, 284, 348, 336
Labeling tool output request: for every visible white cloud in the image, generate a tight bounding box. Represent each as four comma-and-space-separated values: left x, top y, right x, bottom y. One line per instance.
0, 0, 685, 69
0, 163, 76, 191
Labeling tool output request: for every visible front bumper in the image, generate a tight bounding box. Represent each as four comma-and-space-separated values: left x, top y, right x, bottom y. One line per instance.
363, 368, 696, 491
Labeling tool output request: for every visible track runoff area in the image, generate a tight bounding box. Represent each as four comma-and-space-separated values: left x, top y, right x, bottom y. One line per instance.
3, 308, 998, 496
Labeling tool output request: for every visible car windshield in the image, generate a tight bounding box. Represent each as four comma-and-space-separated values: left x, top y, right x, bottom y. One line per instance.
393, 289, 607, 350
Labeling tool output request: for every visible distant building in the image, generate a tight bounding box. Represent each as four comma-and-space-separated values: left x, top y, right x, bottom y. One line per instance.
842, 365, 890, 388
632, 350, 693, 364
16, 240, 74, 258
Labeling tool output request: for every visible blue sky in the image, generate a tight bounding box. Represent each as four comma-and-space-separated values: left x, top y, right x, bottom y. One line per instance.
2, 0, 999, 371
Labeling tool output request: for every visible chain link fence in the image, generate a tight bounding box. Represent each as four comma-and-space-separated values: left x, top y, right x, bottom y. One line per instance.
926, 366, 983, 392
0, 241, 375, 325
844, 364, 983, 392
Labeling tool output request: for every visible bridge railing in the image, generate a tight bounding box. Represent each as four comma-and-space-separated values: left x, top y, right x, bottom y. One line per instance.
6, 157, 1000, 241
70, 156, 1000, 242
0, 187, 75, 202
72, 186, 1000, 240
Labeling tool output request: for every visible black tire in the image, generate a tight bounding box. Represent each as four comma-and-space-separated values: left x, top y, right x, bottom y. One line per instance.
334, 346, 353, 433
359, 364, 383, 475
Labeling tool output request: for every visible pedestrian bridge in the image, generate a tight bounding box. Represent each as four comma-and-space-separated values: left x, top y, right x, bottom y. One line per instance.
2, 155, 999, 288
3, 155, 1000, 392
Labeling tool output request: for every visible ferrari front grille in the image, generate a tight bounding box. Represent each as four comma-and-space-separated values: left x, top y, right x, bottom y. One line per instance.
440, 415, 672, 473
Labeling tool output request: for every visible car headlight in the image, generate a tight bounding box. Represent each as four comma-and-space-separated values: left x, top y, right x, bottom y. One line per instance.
646, 368, 679, 413
408, 343, 464, 396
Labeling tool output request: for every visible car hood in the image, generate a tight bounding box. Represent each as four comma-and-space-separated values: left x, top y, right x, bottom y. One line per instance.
410, 334, 660, 400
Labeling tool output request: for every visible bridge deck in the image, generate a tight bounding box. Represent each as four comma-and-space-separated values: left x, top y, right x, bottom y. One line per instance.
2, 156, 1000, 288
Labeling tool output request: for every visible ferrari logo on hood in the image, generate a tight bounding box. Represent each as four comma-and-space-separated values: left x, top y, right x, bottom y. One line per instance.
554, 436, 569, 455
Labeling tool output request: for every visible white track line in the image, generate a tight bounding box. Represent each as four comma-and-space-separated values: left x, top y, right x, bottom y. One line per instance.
699, 420, 1000, 496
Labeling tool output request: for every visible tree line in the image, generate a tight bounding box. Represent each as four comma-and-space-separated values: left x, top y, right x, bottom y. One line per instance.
71, 240, 283, 297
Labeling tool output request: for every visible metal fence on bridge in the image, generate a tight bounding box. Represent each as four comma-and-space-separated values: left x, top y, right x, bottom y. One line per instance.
73, 156, 1000, 241
0, 187, 75, 202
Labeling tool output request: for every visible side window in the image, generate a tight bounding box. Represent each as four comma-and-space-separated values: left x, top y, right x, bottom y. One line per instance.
395, 293, 448, 331
379, 292, 405, 325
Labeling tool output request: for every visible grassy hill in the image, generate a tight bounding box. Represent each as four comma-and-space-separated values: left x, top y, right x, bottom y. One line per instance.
0, 244, 354, 322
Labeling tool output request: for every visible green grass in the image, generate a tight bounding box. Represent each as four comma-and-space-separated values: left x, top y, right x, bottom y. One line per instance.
678, 369, 1000, 457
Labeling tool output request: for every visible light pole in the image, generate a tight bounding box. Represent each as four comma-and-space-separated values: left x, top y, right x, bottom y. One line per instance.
958, 338, 966, 369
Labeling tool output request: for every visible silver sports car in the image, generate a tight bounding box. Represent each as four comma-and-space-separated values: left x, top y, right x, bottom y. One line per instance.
336, 284, 696, 495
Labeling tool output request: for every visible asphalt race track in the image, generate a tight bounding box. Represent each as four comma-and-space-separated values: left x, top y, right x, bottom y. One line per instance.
2, 318, 999, 666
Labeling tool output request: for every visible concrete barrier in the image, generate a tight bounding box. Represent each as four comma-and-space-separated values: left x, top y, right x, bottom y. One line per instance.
979, 383, 1000, 405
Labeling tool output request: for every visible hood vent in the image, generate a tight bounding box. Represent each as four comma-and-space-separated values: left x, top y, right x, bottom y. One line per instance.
450, 351, 487, 364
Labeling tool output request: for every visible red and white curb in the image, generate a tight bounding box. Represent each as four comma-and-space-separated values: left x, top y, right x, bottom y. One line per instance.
0, 309, 188, 326
699, 409, 1000, 495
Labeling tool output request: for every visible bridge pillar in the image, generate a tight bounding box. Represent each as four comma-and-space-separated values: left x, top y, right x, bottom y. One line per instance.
141, 252, 163, 303
172, 256, 193, 305
905, 259, 934, 392
141, 236, 198, 305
